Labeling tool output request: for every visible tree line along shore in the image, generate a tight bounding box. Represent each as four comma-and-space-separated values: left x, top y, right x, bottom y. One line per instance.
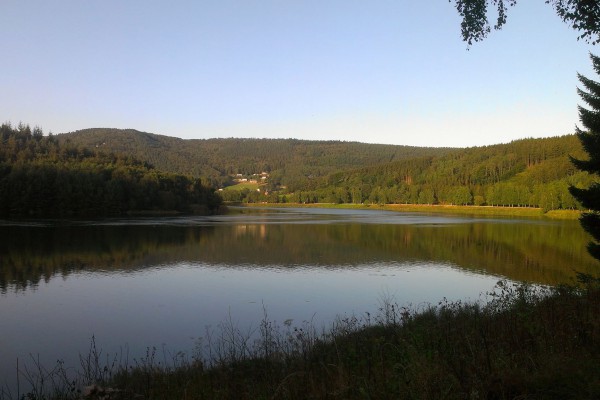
56, 127, 593, 214
0, 123, 222, 218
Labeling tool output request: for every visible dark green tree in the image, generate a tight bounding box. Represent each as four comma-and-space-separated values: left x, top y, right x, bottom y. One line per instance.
451, 0, 600, 45
570, 53, 600, 259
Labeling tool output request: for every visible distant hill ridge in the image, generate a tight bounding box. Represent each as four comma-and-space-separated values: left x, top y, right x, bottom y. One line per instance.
57, 128, 454, 189
57, 128, 591, 210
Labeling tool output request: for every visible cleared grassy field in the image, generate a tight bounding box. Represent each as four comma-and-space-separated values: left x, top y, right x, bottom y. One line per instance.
222, 182, 261, 191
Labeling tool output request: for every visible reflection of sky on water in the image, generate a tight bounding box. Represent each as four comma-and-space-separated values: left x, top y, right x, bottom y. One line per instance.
0, 259, 500, 392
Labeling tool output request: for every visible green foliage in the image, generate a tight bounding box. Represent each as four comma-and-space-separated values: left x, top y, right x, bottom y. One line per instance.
0, 123, 221, 218
53, 127, 588, 211
570, 53, 600, 260
451, 0, 600, 45
288, 135, 589, 211
56, 128, 453, 191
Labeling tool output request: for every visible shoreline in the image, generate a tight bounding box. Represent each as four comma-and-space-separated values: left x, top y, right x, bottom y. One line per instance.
231, 202, 582, 220
10, 282, 599, 400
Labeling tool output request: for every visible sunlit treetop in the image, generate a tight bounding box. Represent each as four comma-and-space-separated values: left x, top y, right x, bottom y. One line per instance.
451, 0, 600, 45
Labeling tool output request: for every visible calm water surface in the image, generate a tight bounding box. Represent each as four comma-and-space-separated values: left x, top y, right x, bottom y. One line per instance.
0, 207, 596, 390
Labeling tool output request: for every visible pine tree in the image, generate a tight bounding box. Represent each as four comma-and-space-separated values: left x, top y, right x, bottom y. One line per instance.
570, 53, 600, 260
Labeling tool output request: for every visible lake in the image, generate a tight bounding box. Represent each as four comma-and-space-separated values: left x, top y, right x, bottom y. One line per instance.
0, 206, 596, 392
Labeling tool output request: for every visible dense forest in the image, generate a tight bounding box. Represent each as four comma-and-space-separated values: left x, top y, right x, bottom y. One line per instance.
48, 127, 597, 212
0, 123, 222, 218
57, 128, 454, 190
283, 135, 594, 211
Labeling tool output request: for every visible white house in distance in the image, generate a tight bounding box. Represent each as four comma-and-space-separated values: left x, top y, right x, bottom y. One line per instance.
233, 171, 269, 183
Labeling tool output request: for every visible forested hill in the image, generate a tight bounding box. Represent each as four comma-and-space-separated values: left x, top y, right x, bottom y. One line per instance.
56, 128, 592, 211
57, 128, 455, 189
0, 123, 221, 218
302, 135, 592, 210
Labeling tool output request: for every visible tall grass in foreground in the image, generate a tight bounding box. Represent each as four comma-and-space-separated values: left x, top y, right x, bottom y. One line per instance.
3, 278, 600, 399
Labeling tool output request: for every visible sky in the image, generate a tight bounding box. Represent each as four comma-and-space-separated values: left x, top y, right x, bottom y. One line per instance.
0, 1, 596, 148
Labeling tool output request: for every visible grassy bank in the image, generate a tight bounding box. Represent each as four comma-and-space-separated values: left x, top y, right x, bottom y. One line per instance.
222, 182, 261, 191
8, 279, 600, 400
235, 202, 582, 220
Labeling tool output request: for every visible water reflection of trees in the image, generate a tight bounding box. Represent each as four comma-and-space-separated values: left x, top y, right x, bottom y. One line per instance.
0, 225, 215, 292
1, 219, 596, 292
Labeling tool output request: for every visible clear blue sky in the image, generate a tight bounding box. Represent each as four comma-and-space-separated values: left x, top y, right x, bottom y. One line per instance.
1, 1, 595, 147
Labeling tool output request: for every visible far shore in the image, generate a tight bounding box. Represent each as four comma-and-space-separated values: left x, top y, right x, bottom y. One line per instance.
232, 202, 582, 220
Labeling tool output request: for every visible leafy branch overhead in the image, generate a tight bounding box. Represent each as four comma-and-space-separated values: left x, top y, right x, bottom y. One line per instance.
451, 0, 600, 45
